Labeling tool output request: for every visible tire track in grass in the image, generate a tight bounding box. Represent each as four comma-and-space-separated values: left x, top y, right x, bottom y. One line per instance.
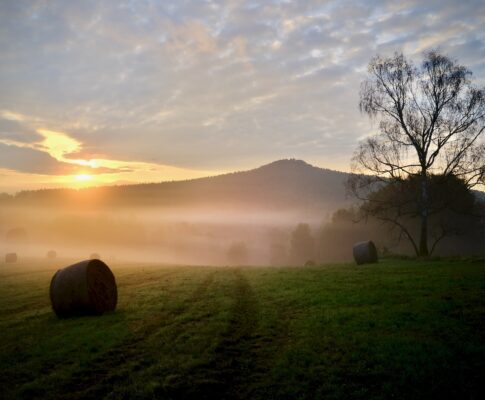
17, 271, 217, 400
204, 269, 259, 400
163, 268, 262, 400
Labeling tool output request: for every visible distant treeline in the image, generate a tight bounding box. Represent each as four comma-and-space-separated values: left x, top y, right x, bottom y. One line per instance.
0, 160, 350, 212
287, 203, 485, 263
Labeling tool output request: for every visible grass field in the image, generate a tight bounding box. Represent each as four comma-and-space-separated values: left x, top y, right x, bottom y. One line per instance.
1, 258, 484, 400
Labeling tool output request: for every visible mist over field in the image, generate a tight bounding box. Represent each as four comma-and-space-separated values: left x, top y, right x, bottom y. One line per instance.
0, 205, 310, 265
0, 160, 345, 265
2, 159, 484, 267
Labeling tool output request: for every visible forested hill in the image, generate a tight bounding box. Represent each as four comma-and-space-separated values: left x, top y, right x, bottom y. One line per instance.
0, 159, 351, 212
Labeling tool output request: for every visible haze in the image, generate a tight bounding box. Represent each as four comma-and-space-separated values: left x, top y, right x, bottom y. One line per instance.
0, 160, 356, 265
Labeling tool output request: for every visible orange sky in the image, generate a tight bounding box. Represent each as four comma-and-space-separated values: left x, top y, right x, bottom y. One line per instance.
0, 119, 218, 192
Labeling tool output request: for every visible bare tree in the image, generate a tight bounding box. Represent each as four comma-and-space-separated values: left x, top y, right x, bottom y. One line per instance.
349, 51, 485, 256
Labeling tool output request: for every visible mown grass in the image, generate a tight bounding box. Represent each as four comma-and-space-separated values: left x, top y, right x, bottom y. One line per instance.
0, 258, 484, 399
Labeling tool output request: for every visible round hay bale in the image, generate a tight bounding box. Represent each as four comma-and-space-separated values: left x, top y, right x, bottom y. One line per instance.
304, 260, 316, 267
5, 253, 17, 263
47, 250, 57, 259
50, 259, 117, 318
90, 253, 100, 260
353, 241, 378, 265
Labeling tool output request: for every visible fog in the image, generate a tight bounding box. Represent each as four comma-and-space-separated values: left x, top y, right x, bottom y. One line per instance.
0, 205, 327, 266
2, 199, 483, 266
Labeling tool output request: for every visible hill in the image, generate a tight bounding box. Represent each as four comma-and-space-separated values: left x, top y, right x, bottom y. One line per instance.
2, 159, 351, 212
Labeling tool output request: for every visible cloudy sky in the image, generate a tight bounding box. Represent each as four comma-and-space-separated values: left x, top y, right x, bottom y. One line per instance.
0, 0, 484, 192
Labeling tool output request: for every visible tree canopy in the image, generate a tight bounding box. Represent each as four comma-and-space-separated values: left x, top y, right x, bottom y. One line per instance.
350, 51, 485, 256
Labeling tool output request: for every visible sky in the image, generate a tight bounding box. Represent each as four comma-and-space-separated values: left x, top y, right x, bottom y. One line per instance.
0, 0, 484, 192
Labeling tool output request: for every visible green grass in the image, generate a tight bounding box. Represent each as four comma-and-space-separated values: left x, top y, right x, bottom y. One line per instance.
1, 259, 484, 399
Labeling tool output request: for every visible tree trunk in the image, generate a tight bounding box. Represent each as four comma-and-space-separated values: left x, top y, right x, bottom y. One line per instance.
419, 173, 429, 257
419, 213, 429, 256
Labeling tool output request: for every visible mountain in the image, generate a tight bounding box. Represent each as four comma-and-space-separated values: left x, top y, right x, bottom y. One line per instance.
2, 159, 352, 212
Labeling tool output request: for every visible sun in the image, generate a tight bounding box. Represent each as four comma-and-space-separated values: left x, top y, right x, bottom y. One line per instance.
75, 174, 92, 182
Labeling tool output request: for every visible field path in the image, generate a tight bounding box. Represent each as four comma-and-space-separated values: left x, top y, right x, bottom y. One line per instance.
163, 268, 289, 400
181, 269, 258, 399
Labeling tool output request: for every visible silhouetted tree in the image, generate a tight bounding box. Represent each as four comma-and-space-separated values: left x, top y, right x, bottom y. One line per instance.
267, 227, 289, 266
290, 223, 314, 264
360, 174, 478, 255
317, 208, 380, 262
350, 51, 485, 256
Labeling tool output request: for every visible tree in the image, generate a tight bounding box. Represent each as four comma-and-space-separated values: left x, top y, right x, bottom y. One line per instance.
349, 51, 485, 256
360, 174, 478, 255
317, 208, 370, 262
290, 223, 314, 264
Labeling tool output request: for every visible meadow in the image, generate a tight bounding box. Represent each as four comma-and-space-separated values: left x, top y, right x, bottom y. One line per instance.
1, 258, 484, 400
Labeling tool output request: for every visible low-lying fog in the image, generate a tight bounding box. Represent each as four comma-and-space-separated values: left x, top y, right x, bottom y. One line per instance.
3, 201, 482, 266
0, 205, 333, 266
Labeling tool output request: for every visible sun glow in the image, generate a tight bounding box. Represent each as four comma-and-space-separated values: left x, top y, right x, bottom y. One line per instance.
75, 174, 92, 182
0, 122, 219, 192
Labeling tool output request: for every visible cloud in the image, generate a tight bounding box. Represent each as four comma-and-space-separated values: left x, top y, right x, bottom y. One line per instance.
37, 129, 82, 161
0, 142, 114, 175
0, 118, 41, 143
0, 115, 217, 184
0, 0, 483, 182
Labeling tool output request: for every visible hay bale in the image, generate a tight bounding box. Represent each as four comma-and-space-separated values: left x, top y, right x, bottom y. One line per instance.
5, 253, 17, 263
90, 253, 100, 259
50, 259, 117, 318
47, 250, 57, 259
353, 240, 378, 265
304, 260, 316, 267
